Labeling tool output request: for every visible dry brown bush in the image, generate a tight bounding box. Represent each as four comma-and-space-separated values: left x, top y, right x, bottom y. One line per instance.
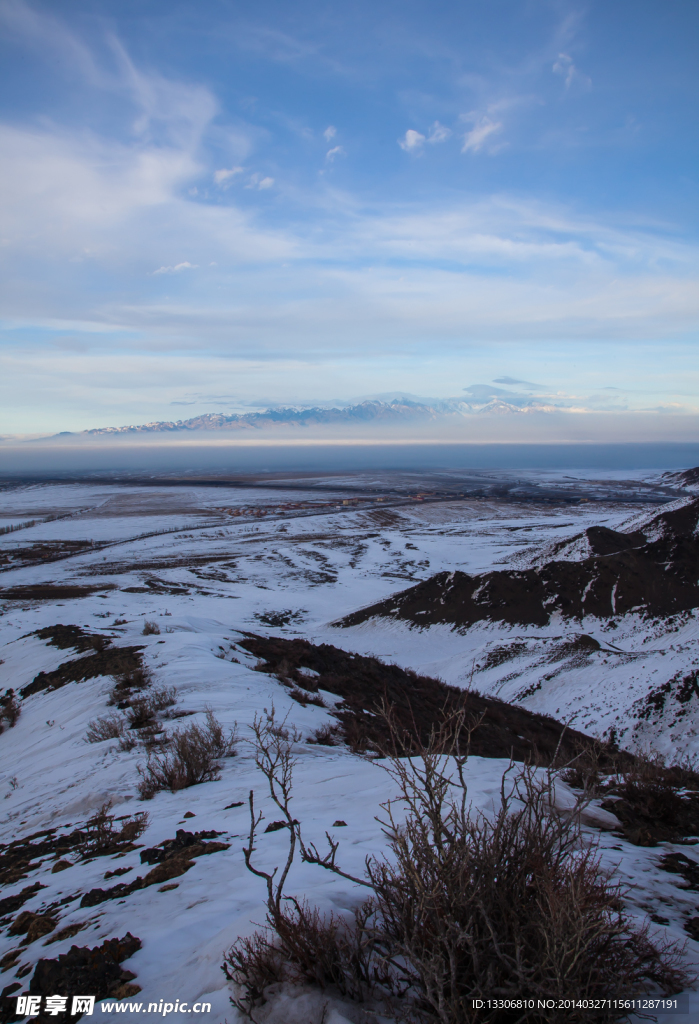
137, 709, 237, 799
306, 723, 341, 746
109, 666, 153, 706
225, 709, 691, 1024
0, 689, 21, 732
224, 898, 380, 1015
78, 801, 149, 858
364, 758, 689, 1022
564, 746, 699, 846
86, 712, 125, 743
288, 686, 326, 708
142, 620, 160, 635
127, 686, 177, 729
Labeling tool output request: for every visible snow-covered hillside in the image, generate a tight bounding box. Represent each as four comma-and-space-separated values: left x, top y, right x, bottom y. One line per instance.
1, 478, 699, 1022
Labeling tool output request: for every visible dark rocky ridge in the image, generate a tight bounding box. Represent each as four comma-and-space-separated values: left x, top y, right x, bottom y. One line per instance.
662, 466, 699, 490
339, 498, 699, 630
239, 633, 627, 765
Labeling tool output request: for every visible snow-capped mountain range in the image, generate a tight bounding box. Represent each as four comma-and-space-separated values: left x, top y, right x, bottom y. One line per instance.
61, 392, 569, 437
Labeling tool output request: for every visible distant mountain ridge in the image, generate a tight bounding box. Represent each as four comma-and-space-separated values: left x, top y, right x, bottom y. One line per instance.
339, 497, 699, 630
67, 395, 562, 437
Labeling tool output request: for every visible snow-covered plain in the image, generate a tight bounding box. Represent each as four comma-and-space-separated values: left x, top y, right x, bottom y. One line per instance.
1, 478, 699, 1022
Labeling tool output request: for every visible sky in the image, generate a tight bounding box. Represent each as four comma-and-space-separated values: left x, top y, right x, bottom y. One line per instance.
0, 0, 698, 439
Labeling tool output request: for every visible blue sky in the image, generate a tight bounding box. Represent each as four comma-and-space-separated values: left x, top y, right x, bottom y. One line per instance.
0, 0, 697, 437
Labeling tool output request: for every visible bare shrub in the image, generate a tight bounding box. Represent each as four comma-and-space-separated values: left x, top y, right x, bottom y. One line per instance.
142, 620, 160, 635
86, 712, 126, 743
364, 756, 689, 1022
137, 709, 237, 799
118, 733, 138, 752
126, 686, 177, 730
0, 689, 21, 732
224, 898, 380, 1016
226, 708, 691, 1024
224, 931, 285, 1008
289, 686, 326, 708
139, 723, 169, 751
569, 748, 699, 846
109, 666, 153, 706
78, 801, 149, 858
306, 723, 341, 746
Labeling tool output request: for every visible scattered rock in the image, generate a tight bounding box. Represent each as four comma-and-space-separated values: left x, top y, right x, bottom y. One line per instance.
0, 950, 21, 973
138, 829, 226, 865
103, 867, 131, 880
44, 923, 87, 946
80, 831, 229, 908
660, 852, 699, 890
332, 820, 347, 827
183, 812, 195, 818
8, 913, 56, 944
0, 884, 46, 916
27, 933, 141, 1019
51, 861, 71, 874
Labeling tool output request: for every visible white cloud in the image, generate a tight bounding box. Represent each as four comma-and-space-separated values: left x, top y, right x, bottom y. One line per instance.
427, 121, 451, 144
461, 116, 502, 153
398, 129, 426, 152
153, 262, 198, 275
323, 125, 337, 141
214, 166, 244, 185
244, 172, 275, 190
553, 53, 592, 92
326, 145, 345, 161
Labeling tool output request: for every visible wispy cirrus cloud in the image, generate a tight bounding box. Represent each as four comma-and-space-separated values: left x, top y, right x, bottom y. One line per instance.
461, 115, 503, 153
553, 52, 592, 92
214, 166, 244, 185
153, 262, 198, 275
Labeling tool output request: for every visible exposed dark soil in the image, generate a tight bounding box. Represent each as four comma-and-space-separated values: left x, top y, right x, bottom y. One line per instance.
21, 647, 144, 699
121, 577, 191, 596
238, 632, 627, 766
339, 498, 699, 630
32, 625, 112, 654
0, 542, 97, 572
79, 830, 229, 908
0, 584, 113, 602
